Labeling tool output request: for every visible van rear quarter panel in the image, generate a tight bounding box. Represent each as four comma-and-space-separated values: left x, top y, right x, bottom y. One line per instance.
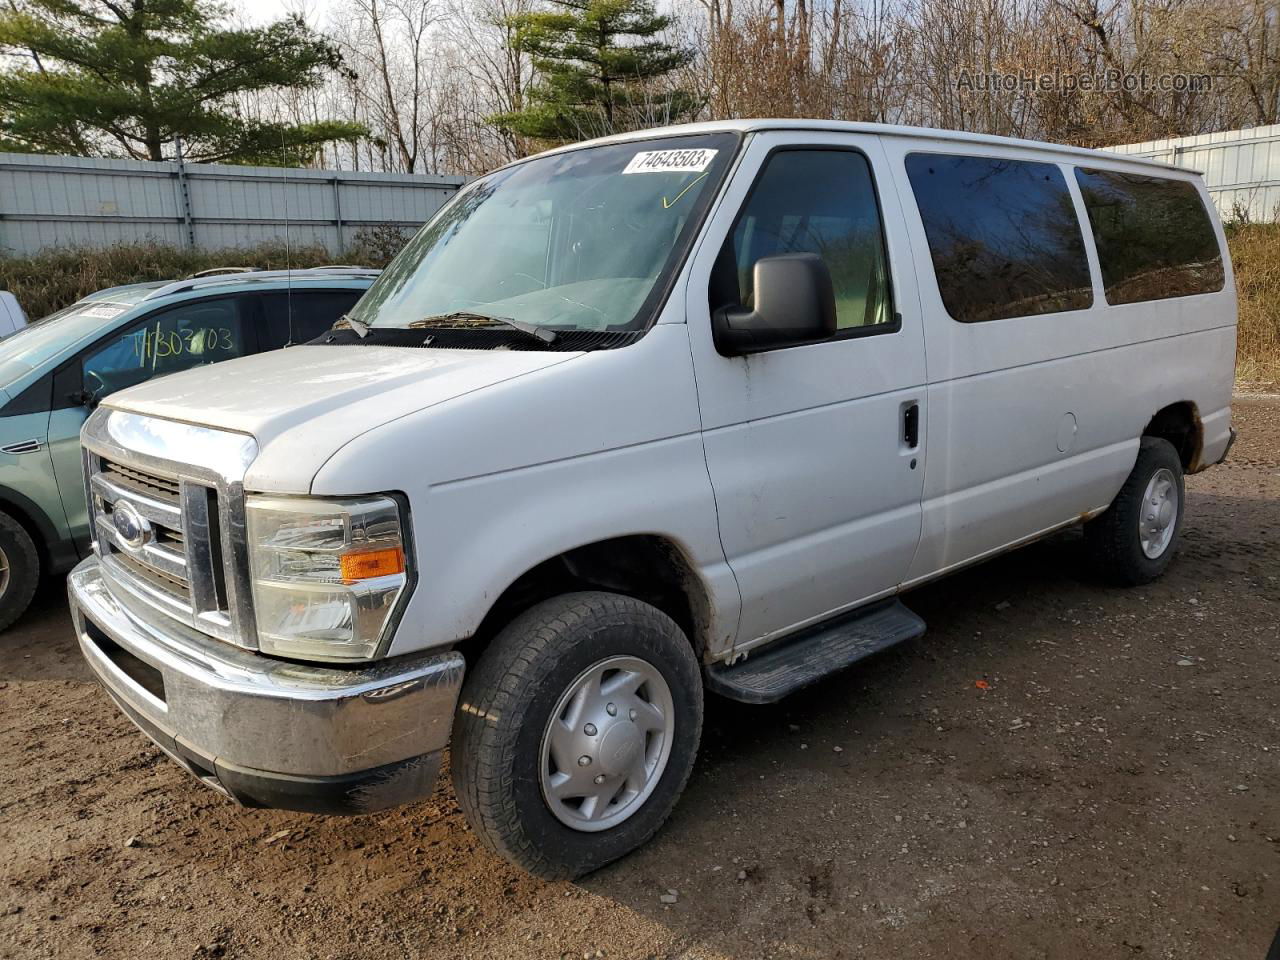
878, 135, 1237, 579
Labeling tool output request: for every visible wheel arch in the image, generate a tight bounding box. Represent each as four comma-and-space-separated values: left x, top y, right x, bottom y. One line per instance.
0, 485, 67, 574
1142, 400, 1204, 473
456, 533, 715, 669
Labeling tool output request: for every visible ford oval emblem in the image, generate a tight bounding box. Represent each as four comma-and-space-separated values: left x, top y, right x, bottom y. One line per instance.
112, 501, 152, 550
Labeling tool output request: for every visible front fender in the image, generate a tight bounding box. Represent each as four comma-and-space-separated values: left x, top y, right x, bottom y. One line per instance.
390, 432, 739, 658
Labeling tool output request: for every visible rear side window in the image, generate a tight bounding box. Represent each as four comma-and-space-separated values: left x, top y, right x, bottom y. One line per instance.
1073, 168, 1224, 304
262, 290, 365, 347
712, 149, 895, 333
905, 153, 1093, 323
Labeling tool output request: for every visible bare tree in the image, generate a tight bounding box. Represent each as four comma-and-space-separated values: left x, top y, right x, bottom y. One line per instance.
230, 0, 1280, 173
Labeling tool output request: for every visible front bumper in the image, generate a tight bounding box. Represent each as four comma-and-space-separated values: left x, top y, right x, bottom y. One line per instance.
68, 557, 465, 814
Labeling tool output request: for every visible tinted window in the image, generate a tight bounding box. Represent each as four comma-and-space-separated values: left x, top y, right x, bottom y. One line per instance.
262, 290, 365, 347
906, 154, 1093, 323
1074, 168, 1224, 304
80, 297, 249, 400
712, 149, 893, 332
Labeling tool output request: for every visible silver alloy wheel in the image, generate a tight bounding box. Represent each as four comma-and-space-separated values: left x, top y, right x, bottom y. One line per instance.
0, 544, 9, 597
1139, 467, 1179, 559
539, 655, 675, 833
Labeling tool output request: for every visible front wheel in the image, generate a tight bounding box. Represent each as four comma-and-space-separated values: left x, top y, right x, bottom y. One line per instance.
0, 510, 39, 632
1085, 436, 1185, 586
451, 592, 703, 879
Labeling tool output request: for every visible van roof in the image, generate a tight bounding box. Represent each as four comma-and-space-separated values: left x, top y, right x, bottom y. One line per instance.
535, 119, 1197, 176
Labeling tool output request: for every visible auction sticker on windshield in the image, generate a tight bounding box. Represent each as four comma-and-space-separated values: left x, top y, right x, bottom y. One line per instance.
81, 303, 128, 320
623, 149, 718, 175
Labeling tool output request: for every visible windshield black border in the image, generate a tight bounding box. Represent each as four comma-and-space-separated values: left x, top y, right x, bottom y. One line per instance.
355, 130, 746, 345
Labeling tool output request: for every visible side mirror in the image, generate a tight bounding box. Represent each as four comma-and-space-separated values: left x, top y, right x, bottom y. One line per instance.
712, 252, 837, 356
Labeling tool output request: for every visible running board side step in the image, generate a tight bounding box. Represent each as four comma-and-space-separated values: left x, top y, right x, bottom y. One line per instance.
705, 600, 926, 704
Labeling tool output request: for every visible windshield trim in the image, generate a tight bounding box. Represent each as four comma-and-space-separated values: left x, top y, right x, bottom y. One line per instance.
359, 130, 745, 345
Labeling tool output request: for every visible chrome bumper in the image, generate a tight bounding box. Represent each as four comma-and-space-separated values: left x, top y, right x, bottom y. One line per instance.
68, 557, 465, 814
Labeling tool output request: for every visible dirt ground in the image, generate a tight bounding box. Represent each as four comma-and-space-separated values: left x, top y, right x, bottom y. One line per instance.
2, 397, 1278, 960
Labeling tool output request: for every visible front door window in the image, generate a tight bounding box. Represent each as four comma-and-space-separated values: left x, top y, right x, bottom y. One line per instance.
80, 297, 249, 401
712, 149, 895, 333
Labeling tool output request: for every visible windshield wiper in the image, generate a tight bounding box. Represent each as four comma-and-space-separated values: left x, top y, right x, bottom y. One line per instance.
335, 313, 370, 338
409, 311, 557, 344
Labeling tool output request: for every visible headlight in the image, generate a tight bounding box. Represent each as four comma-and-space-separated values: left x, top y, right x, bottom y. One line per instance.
245, 494, 410, 661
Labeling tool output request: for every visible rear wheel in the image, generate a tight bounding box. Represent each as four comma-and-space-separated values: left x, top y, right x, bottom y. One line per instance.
1085, 436, 1185, 586
0, 510, 39, 632
452, 591, 703, 879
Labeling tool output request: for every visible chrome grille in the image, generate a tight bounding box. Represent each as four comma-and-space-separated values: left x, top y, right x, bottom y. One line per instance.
101, 461, 181, 502
93, 457, 191, 605
113, 550, 190, 597
82, 409, 260, 651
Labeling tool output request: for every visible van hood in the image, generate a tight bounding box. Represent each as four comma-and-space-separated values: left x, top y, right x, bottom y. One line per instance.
104, 344, 578, 490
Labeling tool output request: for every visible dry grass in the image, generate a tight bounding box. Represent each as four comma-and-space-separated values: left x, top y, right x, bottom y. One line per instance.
1225, 224, 1280, 390
2, 231, 1277, 390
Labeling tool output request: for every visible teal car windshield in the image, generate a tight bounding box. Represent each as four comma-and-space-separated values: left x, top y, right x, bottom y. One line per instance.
348, 133, 739, 333
0, 299, 133, 382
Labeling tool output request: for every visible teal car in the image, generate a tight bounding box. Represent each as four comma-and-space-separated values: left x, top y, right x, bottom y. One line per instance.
0, 267, 377, 630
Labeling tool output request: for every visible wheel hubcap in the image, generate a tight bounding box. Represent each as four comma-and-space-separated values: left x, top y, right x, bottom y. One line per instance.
1139, 467, 1179, 559
0, 545, 9, 597
539, 655, 674, 832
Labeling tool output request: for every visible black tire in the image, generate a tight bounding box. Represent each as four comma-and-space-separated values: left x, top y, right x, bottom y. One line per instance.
1085, 436, 1185, 586
0, 510, 39, 632
451, 591, 703, 879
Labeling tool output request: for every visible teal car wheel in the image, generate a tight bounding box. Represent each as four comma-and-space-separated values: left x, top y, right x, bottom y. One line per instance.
0, 511, 39, 631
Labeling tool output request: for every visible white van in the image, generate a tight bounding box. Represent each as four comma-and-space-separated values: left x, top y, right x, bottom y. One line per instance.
68, 120, 1236, 878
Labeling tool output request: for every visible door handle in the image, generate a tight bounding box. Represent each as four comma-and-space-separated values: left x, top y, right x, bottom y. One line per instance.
902, 402, 920, 450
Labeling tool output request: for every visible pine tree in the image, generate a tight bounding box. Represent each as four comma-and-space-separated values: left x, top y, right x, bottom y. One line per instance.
491, 0, 698, 144
0, 0, 366, 164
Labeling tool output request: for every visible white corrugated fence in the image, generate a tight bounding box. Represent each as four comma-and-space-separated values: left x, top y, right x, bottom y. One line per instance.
1108, 125, 1280, 222
6, 128, 1273, 255
0, 152, 466, 256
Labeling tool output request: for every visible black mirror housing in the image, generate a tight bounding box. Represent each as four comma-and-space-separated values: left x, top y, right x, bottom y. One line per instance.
713, 253, 837, 356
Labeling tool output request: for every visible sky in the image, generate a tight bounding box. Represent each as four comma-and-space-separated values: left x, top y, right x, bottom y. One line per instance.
241, 0, 335, 27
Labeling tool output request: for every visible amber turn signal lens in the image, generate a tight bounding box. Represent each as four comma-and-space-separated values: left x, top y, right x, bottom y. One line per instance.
339, 547, 405, 581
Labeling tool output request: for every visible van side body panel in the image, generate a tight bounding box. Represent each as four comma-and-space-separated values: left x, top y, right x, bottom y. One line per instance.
681, 132, 929, 652
280, 131, 1235, 661
877, 135, 1236, 582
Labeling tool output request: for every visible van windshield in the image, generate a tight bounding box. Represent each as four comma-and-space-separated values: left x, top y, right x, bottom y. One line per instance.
348, 133, 739, 337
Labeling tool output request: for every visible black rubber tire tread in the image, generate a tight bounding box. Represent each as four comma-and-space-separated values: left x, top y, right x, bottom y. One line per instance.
0, 510, 39, 633
451, 591, 703, 879
1085, 436, 1185, 587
